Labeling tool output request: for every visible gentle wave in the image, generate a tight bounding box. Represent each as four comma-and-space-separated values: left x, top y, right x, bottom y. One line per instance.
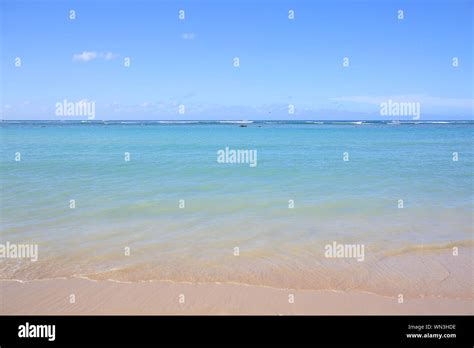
382, 240, 474, 258
1, 120, 472, 126
158, 121, 201, 124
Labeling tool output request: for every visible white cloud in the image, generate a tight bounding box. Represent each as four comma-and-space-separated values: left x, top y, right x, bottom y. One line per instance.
73, 51, 118, 62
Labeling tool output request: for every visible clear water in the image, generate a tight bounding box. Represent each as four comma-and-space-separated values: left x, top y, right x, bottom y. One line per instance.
1, 121, 473, 297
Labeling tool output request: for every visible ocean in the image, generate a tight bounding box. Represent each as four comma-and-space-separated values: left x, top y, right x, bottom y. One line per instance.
1, 120, 473, 298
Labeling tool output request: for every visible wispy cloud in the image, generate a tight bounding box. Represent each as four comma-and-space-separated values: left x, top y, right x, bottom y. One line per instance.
99, 52, 119, 60
331, 95, 473, 109
73, 51, 97, 62
73, 51, 118, 62
181, 32, 197, 40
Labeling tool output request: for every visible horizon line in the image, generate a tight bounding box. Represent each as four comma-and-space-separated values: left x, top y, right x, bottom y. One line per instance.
2, 119, 473, 122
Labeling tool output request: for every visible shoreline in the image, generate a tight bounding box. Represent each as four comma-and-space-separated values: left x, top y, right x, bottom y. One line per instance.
1, 277, 472, 315
2, 243, 471, 301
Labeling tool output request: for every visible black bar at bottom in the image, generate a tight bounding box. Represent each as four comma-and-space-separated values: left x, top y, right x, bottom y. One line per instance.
0, 315, 472, 346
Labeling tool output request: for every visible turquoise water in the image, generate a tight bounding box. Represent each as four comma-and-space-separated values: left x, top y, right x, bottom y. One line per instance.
1, 121, 473, 296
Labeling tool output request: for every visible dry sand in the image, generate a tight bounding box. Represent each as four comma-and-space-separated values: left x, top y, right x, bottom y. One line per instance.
1, 277, 472, 315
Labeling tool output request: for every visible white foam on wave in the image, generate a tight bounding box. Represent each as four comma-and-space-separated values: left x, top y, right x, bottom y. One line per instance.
218, 120, 254, 124
408, 121, 454, 124
333, 121, 365, 125
157, 121, 201, 124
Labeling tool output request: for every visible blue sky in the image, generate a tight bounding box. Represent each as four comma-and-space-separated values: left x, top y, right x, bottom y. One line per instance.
1, 0, 472, 120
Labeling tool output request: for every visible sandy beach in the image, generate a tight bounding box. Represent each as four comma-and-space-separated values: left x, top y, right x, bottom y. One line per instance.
1, 277, 472, 315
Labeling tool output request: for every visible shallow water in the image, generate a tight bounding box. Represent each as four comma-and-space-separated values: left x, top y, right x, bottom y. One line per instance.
1, 121, 473, 297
